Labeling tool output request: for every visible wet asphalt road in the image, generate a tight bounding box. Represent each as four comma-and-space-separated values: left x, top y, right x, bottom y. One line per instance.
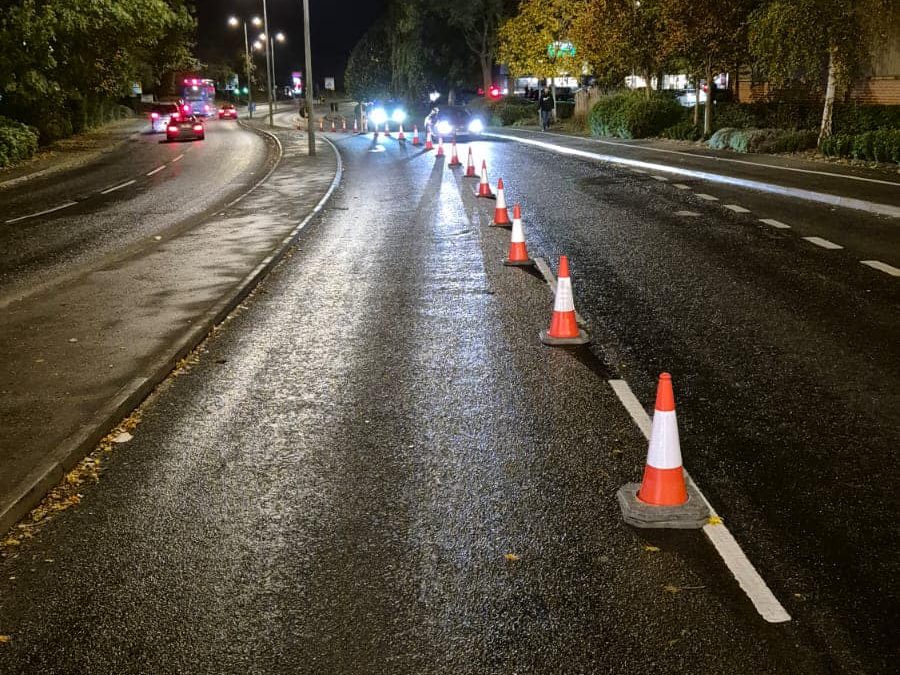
0, 129, 897, 673
0, 118, 271, 306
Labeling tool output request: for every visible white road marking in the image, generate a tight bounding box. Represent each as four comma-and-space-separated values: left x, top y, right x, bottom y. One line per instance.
760, 218, 791, 229
673, 183, 691, 190
100, 180, 136, 195
170, 154, 185, 163
695, 193, 719, 201
4, 201, 78, 224
860, 260, 900, 276
652, 175, 668, 182
674, 211, 701, 217
146, 165, 166, 176
631, 169, 647, 174
804, 236, 843, 250
724, 204, 751, 213
608, 378, 791, 624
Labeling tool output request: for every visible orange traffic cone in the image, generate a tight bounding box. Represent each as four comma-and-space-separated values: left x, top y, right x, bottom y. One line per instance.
331, 119, 336, 132
476, 160, 493, 198
503, 204, 534, 267
398, 124, 406, 141
319, 117, 324, 132
424, 130, 433, 151
384, 122, 391, 137
617, 373, 710, 529
342, 118, 348, 132
353, 118, 359, 133
492, 178, 511, 226
448, 139, 462, 167
465, 148, 476, 177
540, 256, 589, 346
412, 126, 420, 146
436, 136, 445, 157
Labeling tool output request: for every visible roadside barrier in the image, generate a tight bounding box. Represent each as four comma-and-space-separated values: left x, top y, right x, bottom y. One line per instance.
540, 256, 589, 346
476, 160, 493, 198
617, 373, 710, 528
493, 178, 511, 226
503, 204, 534, 267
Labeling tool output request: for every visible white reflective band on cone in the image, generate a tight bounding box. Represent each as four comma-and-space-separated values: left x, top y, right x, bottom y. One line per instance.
511, 218, 525, 242
496, 187, 507, 208
646, 409, 682, 469
481, 168, 488, 182
553, 277, 575, 312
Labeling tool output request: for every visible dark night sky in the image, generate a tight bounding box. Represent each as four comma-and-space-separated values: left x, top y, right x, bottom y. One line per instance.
194, 0, 387, 89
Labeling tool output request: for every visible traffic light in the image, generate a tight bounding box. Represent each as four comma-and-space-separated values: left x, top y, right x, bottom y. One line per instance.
241, 87, 249, 94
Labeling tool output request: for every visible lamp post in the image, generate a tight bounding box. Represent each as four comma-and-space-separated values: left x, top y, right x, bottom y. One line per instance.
271, 32, 285, 102
228, 15, 262, 119
302, 0, 315, 156
261, 1, 274, 127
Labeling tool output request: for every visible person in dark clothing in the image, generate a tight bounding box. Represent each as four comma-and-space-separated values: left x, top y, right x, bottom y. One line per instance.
538, 86, 554, 131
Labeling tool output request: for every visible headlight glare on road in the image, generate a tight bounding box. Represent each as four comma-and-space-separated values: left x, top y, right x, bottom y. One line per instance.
391, 108, 406, 124
436, 120, 453, 136
370, 107, 388, 125
467, 118, 484, 133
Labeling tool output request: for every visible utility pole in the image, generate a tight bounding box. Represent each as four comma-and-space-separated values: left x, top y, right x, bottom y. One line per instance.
262, 0, 274, 127
303, 0, 316, 156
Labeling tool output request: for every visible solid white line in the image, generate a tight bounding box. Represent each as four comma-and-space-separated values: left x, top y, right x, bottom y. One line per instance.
804, 236, 843, 250
675, 211, 701, 217
673, 183, 691, 190
695, 193, 719, 201
4, 201, 78, 224
760, 218, 791, 229
100, 180, 136, 195
485, 132, 900, 218
724, 204, 751, 213
607, 378, 791, 624
146, 166, 166, 176
540, 130, 900, 188
170, 154, 185, 163
860, 260, 900, 276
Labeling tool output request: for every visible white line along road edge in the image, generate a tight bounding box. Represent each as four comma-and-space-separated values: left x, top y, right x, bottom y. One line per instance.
486, 132, 900, 219
5, 201, 78, 224
608, 379, 792, 624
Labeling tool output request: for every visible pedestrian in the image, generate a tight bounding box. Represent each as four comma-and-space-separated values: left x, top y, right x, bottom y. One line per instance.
538, 85, 554, 131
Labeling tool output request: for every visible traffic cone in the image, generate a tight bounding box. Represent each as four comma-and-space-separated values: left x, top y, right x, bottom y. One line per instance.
539, 256, 589, 346
424, 130, 433, 151
384, 122, 391, 137
342, 118, 347, 132
412, 126, 420, 146
353, 118, 359, 133
319, 117, 324, 132
476, 160, 493, 198
617, 373, 710, 529
398, 124, 406, 141
436, 136, 445, 157
448, 139, 462, 167
465, 148, 476, 177
492, 178, 511, 226
503, 204, 534, 267
331, 118, 336, 133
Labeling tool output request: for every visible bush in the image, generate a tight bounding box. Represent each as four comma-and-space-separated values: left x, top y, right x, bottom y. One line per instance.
819, 134, 854, 158
708, 127, 818, 154
713, 103, 757, 130
556, 100, 575, 120
708, 127, 738, 149
833, 104, 900, 135
588, 91, 684, 139
661, 120, 703, 141
820, 130, 900, 162
485, 97, 536, 126
0, 116, 40, 167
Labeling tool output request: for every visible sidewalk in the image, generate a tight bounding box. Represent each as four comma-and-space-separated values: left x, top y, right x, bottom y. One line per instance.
490, 126, 900, 216
0, 118, 339, 533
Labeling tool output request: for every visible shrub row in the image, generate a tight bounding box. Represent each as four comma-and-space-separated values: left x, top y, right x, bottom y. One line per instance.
819, 130, 900, 163
661, 120, 703, 141
588, 92, 683, 139
483, 97, 535, 126
0, 116, 40, 168
708, 127, 818, 154
712, 102, 900, 135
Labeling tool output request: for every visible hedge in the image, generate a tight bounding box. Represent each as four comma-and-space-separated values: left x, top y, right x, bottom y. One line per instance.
0, 116, 40, 168
820, 130, 900, 163
712, 102, 900, 135
708, 127, 818, 154
588, 92, 683, 139
661, 120, 703, 141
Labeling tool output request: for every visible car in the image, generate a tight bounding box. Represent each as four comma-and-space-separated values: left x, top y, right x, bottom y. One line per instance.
367, 100, 407, 130
675, 88, 708, 107
166, 114, 205, 142
218, 103, 238, 120
424, 106, 485, 140
149, 103, 179, 132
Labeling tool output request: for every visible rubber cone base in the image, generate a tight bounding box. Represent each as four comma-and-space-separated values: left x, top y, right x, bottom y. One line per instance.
491, 220, 512, 228
503, 257, 535, 267
539, 328, 590, 346
617, 483, 710, 529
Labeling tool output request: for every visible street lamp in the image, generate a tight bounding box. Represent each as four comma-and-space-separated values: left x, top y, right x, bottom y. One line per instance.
302, 0, 315, 155
227, 15, 261, 118
270, 32, 286, 103
261, 0, 274, 127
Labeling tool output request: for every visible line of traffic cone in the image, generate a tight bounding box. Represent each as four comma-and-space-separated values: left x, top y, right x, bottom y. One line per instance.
617, 373, 710, 529
448, 139, 462, 167
540, 256, 589, 346
503, 204, 534, 267
476, 160, 493, 198
465, 148, 477, 177
492, 178, 511, 226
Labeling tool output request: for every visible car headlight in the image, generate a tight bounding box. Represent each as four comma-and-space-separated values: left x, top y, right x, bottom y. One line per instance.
467, 118, 484, 133
370, 107, 387, 125
436, 120, 453, 136
391, 108, 406, 124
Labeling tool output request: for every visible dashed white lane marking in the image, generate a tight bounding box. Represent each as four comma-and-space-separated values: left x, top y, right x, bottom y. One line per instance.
695, 193, 719, 201
100, 179, 136, 195
146, 165, 166, 176
4, 201, 78, 224
631, 169, 647, 174
170, 154, 185, 163
760, 218, 791, 229
652, 175, 668, 182
804, 236, 843, 250
673, 183, 691, 190
861, 260, 900, 276
607, 379, 791, 624
675, 211, 701, 217
724, 204, 751, 213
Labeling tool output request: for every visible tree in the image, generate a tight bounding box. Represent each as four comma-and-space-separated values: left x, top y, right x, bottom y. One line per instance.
750, 0, 897, 143
344, 20, 392, 102
443, 0, 516, 95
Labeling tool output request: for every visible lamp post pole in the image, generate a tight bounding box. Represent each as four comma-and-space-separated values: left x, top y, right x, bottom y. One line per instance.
303, 0, 315, 156
242, 21, 253, 118
261, 0, 274, 127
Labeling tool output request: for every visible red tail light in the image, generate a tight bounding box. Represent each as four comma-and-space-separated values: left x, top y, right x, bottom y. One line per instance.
193, 124, 203, 131
150, 112, 159, 119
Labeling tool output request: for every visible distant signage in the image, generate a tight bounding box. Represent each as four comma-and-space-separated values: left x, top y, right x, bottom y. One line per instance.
292, 71, 303, 94
324, 77, 335, 91
131, 82, 142, 96
547, 41, 576, 58
225, 74, 239, 91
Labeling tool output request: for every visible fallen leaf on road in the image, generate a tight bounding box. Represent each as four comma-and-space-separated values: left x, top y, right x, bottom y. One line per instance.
664, 584, 681, 594
504, 553, 520, 562
643, 545, 660, 552
707, 516, 723, 526
112, 432, 133, 444
2, 539, 19, 547
0, 635, 11, 644
68, 338, 78, 343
